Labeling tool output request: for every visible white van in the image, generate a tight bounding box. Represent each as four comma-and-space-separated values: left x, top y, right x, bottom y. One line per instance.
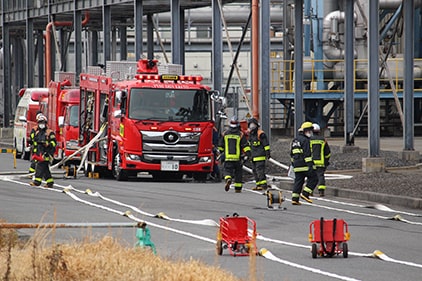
13, 88, 48, 160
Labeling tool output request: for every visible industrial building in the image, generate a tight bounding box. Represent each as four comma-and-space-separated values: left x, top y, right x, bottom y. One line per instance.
1, 0, 422, 149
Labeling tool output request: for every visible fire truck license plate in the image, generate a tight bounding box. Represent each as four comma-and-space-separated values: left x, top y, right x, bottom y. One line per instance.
161, 161, 180, 171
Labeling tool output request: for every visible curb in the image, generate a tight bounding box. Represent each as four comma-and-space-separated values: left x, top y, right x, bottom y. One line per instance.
277, 181, 422, 210
326, 186, 422, 209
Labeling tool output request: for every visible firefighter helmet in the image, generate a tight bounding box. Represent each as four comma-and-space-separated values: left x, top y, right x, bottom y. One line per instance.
229, 116, 239, 128
36, 114, 47, 123
298, 121, 313, 132
312, 123, 321, 132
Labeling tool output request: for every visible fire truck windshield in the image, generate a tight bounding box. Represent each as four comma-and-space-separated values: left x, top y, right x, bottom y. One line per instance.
128, 88, 210, 122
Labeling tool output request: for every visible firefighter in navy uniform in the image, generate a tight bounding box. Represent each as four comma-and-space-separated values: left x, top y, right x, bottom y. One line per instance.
310, 123, 331, 197
218, 116, 250, 193
29, 114, 57, 188
247, 118, 271, 190
28, 111, 43, 175
290, 121, 318, 205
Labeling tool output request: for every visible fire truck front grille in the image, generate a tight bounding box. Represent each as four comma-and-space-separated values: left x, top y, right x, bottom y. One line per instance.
141, 130, 201, 164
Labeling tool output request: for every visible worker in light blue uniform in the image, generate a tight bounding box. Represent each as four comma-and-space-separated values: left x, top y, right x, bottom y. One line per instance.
135, 222, 156, 254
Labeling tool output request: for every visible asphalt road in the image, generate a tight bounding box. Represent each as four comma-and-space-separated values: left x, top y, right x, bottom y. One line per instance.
1, 154, 421, 281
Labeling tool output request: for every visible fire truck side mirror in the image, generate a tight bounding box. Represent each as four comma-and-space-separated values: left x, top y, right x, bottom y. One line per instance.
58, 116, 65, 127
115, 90, 127, 116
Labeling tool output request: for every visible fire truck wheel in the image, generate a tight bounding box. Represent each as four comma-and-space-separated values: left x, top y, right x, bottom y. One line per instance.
193, 172, 208, 182
342, 243, 348, 258
113, 152, 128, 181
311, 243, 318, 259
216, 240, 223, 255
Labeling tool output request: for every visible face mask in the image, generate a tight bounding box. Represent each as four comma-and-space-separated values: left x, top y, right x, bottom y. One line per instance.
305, 131, 313, 138
249, 123, 257, 130
39, 123, 46, 129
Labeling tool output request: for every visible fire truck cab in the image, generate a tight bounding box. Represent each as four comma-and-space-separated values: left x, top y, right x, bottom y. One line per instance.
79, 59, 218, 181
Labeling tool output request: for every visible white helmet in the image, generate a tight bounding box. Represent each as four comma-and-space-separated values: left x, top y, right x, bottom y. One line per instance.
229, 116, 239, 128
312, 123, 321, 132
36, 114, 47, 123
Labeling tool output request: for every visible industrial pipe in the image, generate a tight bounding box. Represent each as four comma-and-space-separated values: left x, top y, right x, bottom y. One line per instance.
45, 11, 90, 86
251, 0, 259, 119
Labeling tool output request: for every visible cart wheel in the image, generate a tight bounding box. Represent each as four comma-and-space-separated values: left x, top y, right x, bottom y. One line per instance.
216, 240, 223, 256
342, 243, 348, 258
311, 243, 318, 259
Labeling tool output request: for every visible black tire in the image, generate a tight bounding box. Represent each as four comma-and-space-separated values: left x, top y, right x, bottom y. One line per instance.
113, 152, 128, 181
193, 172, 208, 182
216, 240, 223, 255
342, 243, 348, 258
312, 243, 318, 259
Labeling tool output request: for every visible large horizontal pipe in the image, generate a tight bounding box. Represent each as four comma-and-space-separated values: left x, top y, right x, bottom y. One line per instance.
380, 0, 422, 9
154, 6, 283, 25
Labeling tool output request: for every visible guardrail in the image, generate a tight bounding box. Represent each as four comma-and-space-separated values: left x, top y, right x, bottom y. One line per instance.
271, 58, 422, 95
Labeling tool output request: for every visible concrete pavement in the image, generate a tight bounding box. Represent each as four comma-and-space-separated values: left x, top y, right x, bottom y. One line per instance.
1, 128, 421, 209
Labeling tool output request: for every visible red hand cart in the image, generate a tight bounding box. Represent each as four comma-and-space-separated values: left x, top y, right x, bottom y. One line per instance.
309, 217, 350, 258
216, 213, 257, 257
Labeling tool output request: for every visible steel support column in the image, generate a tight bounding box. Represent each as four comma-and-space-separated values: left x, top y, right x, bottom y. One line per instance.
134, 0, 144, 60
368, 0, 380, 156
2, 23, 11, 127
13, 37, 25, 102
212, 0, 223, 93
171, 0, 182, 64
252, 0, 259, 119
120, 25, 127, 61
26, 1, 34, 87
179, 9, 185, 71
1, 0, 11, 126
260, 0, 270, 137
344, 0, 355, 145
294, 0, 304, 135
147, 15, 154, 59
74, 9, 82, 82
90, 31, 99, 66
103, 4, 111, 63
403, 0, 414, 150
37, 30, 44, 87
304, 0, 311, 56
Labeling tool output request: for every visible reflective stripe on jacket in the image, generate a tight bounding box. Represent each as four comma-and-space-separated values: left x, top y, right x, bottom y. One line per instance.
310, 134, 331, 167
218, 127, 249, 161
248, 129, 270, 162
290, 133, 313, 172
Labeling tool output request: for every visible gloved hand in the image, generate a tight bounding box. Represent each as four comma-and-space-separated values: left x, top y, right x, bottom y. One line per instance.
266, 151, 271, 159
243, 155, 249, 162
32, 154, 44, 162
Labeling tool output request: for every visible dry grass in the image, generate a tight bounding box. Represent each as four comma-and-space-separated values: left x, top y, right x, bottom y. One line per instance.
0, 226, 248, 281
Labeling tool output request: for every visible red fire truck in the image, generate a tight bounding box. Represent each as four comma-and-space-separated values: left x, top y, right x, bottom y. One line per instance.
79, 59, 219, 181
40, 79, 80, 164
